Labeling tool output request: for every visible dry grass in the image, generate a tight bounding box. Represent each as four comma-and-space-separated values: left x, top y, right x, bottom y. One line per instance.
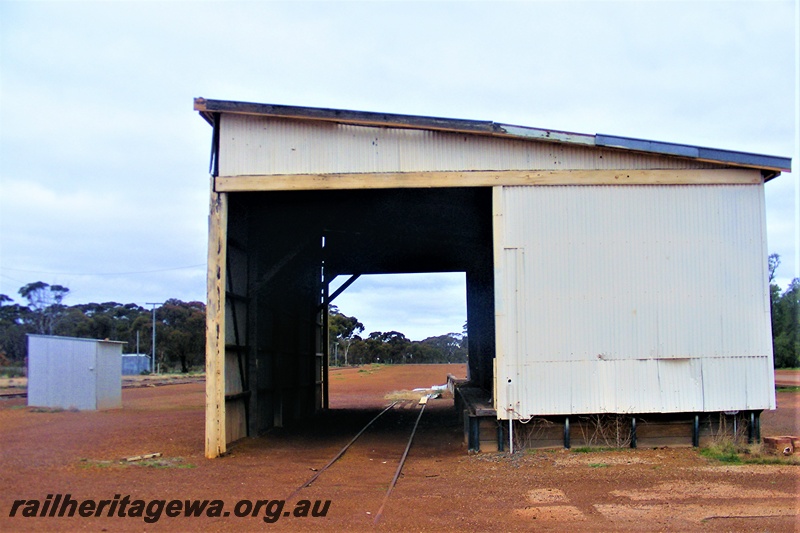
576, 415, 632, 448
384, 389, 452, 401
514, 417, 560, 450
695, 413, 800, 465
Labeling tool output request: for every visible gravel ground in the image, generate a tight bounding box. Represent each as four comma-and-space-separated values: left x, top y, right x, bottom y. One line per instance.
1, 364, 797, 531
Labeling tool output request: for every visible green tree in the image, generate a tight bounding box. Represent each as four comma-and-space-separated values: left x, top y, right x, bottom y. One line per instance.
0, 295, 29, 362
419, 333, 468, 363
56, 302, 149, 350
53, 307, 94, 338
773, 278, 800, 368
328, 305, 364, 366
158, 299, 206, 373
347, 330, 412, 364
346, 328, 469, 365
18, 281, 70, 335
0, 284, 208, 371
769, 254, 799, 368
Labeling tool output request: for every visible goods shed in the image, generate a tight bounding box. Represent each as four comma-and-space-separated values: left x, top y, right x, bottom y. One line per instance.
195, 98, 790, 458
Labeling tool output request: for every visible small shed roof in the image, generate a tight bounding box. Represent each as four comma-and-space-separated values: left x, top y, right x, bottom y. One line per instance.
194, 98, 791, 179
27, 334, 126, 345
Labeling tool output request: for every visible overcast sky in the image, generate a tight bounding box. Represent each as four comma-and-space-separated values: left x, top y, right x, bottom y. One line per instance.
0, 1, 797, 341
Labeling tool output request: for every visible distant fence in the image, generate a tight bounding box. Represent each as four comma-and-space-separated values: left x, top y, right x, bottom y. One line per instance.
122, 354, 151, 375
0, 366, 26, 377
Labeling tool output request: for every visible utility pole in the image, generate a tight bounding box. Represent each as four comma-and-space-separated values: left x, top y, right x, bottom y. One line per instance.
146, 302, 161, 374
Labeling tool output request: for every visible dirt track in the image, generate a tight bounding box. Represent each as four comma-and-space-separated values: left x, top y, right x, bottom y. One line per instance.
775, 369, 800, 387
1, 364, 798, 531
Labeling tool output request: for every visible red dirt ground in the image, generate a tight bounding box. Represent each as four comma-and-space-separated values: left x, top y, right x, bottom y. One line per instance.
1, 364, 798, 531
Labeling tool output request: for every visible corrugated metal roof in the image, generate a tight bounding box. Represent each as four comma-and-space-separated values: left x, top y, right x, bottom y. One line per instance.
195, 98, 791, 177
27, 333, 126, 344
595, 134, 789, 173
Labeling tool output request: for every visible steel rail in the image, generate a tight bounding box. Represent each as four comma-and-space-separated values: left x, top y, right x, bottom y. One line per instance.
373, 403, 426, 525
286, 401, 399, 500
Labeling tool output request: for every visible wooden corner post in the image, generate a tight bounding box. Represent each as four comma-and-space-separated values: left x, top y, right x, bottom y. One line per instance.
206, 190, 228, 458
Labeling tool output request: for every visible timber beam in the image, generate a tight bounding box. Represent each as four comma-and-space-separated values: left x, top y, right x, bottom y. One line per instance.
205, 190, 228, 459
214, 169, 761, 192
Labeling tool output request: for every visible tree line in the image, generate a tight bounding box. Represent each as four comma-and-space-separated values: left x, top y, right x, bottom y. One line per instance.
770, 254, 799, 368
0, 282, 205, 373
0, 254, 796, 373
328, 306, 468, 366
0, 284, 467, 374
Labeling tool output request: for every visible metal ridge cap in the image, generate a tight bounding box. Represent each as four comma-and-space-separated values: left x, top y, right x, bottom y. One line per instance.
495, 123, 596, 145
194, 97, 499, 133
597, 133, 791, 171
194, 98, 597, 142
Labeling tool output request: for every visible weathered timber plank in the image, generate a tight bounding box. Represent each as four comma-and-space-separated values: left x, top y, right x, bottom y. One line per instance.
205, 190, 227, 459
215, 169, 760, 192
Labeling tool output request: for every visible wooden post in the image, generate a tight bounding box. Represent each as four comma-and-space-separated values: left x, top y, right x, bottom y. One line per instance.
205, 190, 228, 458
322, 279, 330, 409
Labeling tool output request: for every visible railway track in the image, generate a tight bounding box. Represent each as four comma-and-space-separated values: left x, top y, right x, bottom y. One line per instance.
0, 378, 205, 401
287, 398, 428, 525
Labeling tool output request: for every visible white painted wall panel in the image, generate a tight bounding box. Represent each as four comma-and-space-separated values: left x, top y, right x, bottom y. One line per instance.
657, 359, 704, 412
510, 358, 711, 416
745, 355, 776, 410
27, 335, 123, 410
95, 342, 122, 410
614, 359, 660, 413
702, 356, 776, 412
495, 185, 774, 417
219, 115, 724, 176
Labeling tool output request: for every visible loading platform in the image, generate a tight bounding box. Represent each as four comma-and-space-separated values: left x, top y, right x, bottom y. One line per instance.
449, 375, 763, 453
450, 376, 503, 452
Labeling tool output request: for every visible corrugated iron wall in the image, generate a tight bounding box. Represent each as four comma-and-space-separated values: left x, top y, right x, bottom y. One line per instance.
214, 113, 775, 426
27, 335, 123, 411
494, 184, 775, 418
219, 115, 725, 176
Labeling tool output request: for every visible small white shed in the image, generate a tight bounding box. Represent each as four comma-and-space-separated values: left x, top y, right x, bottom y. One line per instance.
27, 335, 124, 410
122, 354, 151, 375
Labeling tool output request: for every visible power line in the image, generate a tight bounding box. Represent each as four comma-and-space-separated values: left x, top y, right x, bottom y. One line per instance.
0, 264, 206, 276
0, 272, 27, 284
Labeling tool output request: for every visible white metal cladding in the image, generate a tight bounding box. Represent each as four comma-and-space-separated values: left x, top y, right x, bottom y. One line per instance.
494, 184, 775, 418
95, 341, 123, 410
27, 335, 123, 410
219, 115, 726, 176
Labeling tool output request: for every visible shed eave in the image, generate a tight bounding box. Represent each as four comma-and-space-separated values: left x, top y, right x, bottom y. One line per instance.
194, 97, 501, 134
596, 134, 791, 177
26, 333, 127, 345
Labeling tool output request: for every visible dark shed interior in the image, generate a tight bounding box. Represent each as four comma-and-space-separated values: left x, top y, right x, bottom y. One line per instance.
223, 187, 495, 441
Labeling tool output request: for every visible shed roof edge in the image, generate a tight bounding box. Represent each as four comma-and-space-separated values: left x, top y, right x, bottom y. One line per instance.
194, 98, 791, 176
27, 333, 127, 344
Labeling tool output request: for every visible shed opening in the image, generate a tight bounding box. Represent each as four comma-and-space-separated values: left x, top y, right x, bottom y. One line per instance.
215, 187, 495, 446
326, 272, 467, 405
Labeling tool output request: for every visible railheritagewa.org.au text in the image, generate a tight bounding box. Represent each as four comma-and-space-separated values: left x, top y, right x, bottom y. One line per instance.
8, 494, 331, 524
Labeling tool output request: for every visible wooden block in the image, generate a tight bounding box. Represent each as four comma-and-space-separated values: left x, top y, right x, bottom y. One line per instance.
763, 436, 794, 455
124, 452, 162, 462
